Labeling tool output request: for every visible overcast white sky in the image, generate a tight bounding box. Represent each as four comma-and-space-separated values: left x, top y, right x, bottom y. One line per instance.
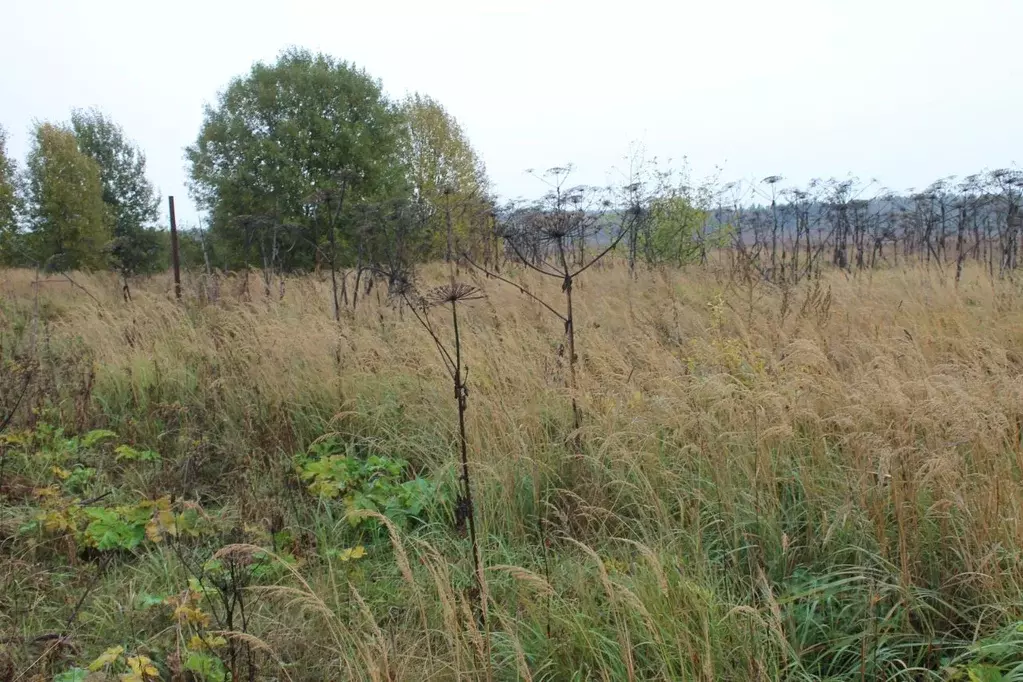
2, 0, 1021, 226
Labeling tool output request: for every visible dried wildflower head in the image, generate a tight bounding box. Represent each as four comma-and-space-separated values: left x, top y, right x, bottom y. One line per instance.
425, 282, 485, 307
524, 210, 590, 245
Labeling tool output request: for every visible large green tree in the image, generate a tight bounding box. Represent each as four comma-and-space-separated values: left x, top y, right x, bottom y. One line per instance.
186, 48, 405, 270
398, 94, 490, 260
23, 123, 110, 270
71, 108, 163, 276
0, 126, 22, 266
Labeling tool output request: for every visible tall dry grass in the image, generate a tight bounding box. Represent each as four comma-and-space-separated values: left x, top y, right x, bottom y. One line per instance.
2, 261, 1023, 680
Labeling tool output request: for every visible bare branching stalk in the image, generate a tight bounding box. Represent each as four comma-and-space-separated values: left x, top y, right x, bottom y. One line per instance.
472, 167, 640, 435
397, 277, 487, 631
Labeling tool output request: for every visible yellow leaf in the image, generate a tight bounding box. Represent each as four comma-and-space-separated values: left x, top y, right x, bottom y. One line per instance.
145, 509, 178, 542
337, 545, 367, 562
173, 604, 211, 627
126, 655, 158, 678
52, 465, 71, 480
159, 510, 178, 536
42, 510, 71, 533
89, 645, 124, 671
308, 479, 340, 498
34, 485, 60, 499
188, 633, 227, 650
0, 430, 29, 445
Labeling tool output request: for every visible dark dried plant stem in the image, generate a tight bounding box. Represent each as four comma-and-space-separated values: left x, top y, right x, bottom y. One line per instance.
450, 298, 484, 625
462, 253, 566, 323
324, 182, 348, 321
555, 237, 581, 432
462, 198, 636, 634
479, 221, 634, 434
402, 292, 485, 628
463, 253, 555, 638
59, 272, 103, 307
464, 209, 637, 639
0, 367, 32, 435
0, 269, 42, 513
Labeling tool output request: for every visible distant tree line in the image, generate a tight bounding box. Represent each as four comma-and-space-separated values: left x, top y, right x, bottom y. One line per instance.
2, 47, 1020, 296
0, 48, 492, 299
501, 158, 1023, 287
693, 171, 1023, 285
0, 111, 162, 285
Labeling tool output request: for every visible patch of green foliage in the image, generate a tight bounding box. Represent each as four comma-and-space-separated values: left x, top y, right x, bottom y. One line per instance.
294, 437, 446, 531
941, 622, 1023, 681
3, 424, 212, 553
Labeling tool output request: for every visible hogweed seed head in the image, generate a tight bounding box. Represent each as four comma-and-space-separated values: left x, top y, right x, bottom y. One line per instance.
425, 282, 485, 307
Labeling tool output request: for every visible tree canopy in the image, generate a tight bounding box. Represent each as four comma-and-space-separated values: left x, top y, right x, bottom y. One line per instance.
23, 123, 110, 270
0, 126, 21, 265
71, 108, 163, 275
398, 93, 490, 260
0, 49, 500, 280
186, 48, 405, 269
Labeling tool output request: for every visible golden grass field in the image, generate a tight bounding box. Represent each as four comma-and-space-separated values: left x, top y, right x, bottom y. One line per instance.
2, 261, 1023, 681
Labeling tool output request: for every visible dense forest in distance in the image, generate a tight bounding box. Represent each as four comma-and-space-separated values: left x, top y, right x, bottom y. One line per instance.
1, 47, 1020, 293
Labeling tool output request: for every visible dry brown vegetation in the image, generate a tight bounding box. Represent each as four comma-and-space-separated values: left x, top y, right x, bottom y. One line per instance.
2, 261, 1023, 681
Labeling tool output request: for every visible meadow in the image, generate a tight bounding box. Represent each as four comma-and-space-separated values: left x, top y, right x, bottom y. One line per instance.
2, 261, 1023, 681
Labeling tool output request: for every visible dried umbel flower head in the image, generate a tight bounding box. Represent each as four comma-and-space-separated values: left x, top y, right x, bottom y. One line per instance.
425, 282, 485, 307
